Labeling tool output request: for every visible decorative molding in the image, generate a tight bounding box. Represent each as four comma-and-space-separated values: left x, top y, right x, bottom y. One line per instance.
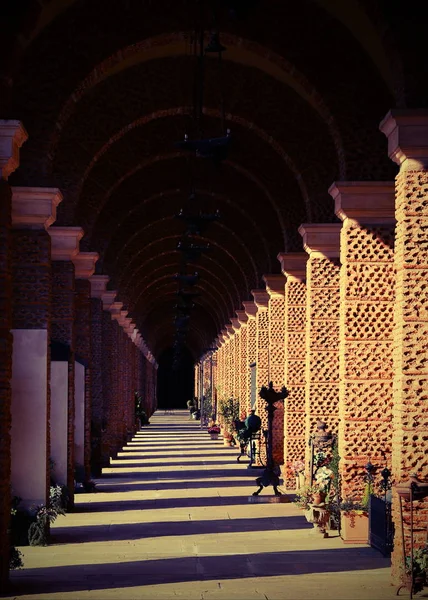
11, 186, 62, 229
0, 120, 28, 180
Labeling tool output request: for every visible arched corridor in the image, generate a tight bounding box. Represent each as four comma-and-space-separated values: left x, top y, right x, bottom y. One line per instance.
1, 1, 428, 595
7, 411, 395, 600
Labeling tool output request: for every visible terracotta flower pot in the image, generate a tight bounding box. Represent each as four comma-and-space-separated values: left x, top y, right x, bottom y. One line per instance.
209, 433, 219, 440
340, 511, 369, 544
312, 491, 326, 505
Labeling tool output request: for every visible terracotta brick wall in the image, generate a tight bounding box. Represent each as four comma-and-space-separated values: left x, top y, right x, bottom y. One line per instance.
51, 260, 75, 498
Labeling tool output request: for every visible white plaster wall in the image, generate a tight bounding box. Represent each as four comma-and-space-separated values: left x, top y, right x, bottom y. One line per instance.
50, 361, 68, 486
74, 361, 85, 478
11, 329, 48, 509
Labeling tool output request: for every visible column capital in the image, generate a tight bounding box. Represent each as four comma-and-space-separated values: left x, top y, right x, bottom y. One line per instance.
11, 186, 62, 229
236, 310, 248, 325
242, 301, 257, 318
298, 223, 341, 259
73, 252, 99, 279
230, 318, 241, 332
263, 274, 285, 297
0, 120, 28, 180
277, 252, 307, 282
379, 109, 428, 169
102, 290, 116, 310
118, 310, 129, 327
329, 181, 395, 224
109, 301, 123, 319
221, 327, 230, 340
49, 226, 84, 261
89, 275, 110, 299
251, 289, 269, 309
225, 324, 235, 336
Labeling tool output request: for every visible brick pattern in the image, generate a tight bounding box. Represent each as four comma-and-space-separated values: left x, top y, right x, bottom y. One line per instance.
239, 325, 248, 418
0, 181, 12, 592
284, 281, 306, 487
51, 260, 75, 500
339, 224, 395, 499
90, 297, 103, 474
391, 169, 428, 581
75, 279, 92, 481
256, 308, 269, 463
246, 317, 257, 414
306, 257, 340, 478
268, 295, 285, 465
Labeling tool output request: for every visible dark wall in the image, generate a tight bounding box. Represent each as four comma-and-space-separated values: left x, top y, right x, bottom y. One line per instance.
157, 347, 194, 409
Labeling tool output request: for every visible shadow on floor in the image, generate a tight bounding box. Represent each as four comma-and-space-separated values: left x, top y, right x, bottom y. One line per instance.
93, 479, 262, 492
9, 547, 391, 596
51, 515, 312, 544
101, 468, 260, 480
73, 494, 279, 512
108, 459, 238, 468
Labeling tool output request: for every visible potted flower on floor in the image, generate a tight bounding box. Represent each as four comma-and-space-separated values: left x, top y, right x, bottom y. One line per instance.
208, 424, 221, 440
340, 464, 374, 544
339, 497, 369, 543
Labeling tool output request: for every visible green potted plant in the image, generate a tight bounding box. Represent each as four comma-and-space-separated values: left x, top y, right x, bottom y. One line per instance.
402, 545, 428, 594
339, 464, 374, 544
207, 424, 221, 440
339, 496, 369, 544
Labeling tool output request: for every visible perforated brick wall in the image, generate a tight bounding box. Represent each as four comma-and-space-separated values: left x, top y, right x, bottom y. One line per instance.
284, 280, 307, 487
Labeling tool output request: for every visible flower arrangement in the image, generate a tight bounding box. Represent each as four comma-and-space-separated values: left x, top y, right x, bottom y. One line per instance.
314, 466, 334, 493
291, 460, 305, 475
208, 425, 221, 434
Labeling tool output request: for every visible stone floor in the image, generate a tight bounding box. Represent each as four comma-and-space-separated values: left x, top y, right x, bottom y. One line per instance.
7, 410, 399, 599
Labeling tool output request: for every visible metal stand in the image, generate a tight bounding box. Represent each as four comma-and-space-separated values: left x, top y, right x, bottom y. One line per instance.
252, 382, 288, 496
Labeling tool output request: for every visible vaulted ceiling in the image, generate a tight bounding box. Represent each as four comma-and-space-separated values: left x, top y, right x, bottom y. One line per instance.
2, 0, 425, 361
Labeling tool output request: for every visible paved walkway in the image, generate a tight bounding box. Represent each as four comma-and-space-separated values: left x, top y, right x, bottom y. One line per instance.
8, 411, 397, 599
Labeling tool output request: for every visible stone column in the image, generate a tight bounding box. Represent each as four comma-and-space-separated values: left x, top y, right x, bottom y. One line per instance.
10, 187, 62, 509
73, 252, 98, 482
277, 253, 307, 488
231, 318, 242, 407
110, 302, 125, 450
236, 310, 249, 417
263, 274, 286, 465
226, 324, 236, 399
49, 226, 83, 500
243, 301, 257, 415
329, 183, 395, 500
101, 291, 116, 460
251, 289, 270, 464
89, 275, 109, 476
0, 120, 27, 594
380, 110, 428, 580
298, 225, 341, 479
251, 289, 270, 425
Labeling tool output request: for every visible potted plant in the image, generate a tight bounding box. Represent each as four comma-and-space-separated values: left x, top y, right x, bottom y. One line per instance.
218, 397, 239, 440
402, 545, 428, 594
208, 424, 221, 440
339, 497, 369, 543
340, 465, 374, 544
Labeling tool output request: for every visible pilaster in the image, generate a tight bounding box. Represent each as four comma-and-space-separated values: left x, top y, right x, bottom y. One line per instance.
89, 275, 109, 475
263, 274, 286, 465
243, 301, 258, 415
330, 183, 395, 501
49, 226, 83, 505
380, 110, 428, 581
73, 251, 99, 482
10, 187, 60, 511
278, 252, 307, 488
